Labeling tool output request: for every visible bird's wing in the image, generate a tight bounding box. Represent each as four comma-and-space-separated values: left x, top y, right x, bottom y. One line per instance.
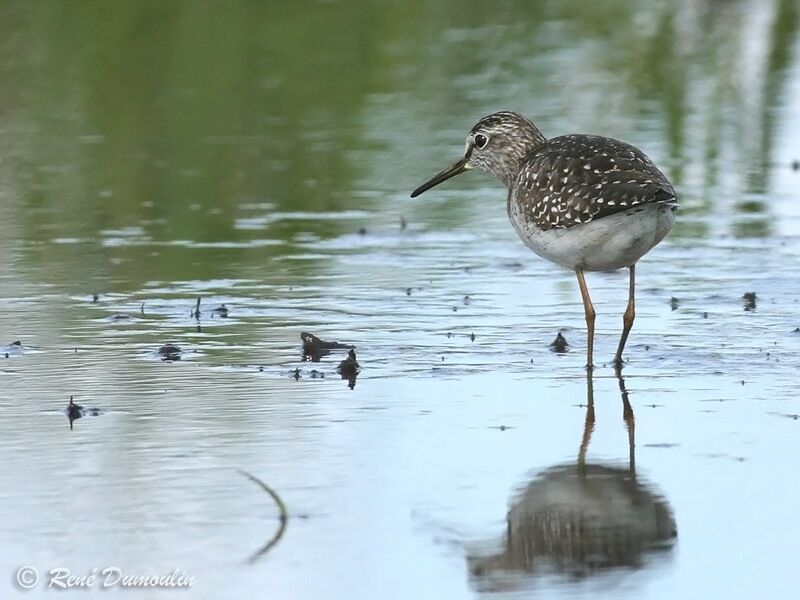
512, 135, 677, 230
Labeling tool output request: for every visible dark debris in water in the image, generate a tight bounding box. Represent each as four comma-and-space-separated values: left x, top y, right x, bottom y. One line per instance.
191, 297, 201, 319
337, 349, 360, 389
301, 332, 353, 362
212, 304, 229, 318
289, 367, 327, 380
337, 349, 359, 374
769, 412, 800, 421
4, 340, 25, 357
501, 261, 524, 271
67, 396, 82, 423
743, 292, 757, 311
157, 343, 182, 362
301, 332, 352, 351
550, 332, 569, 353
488, 425, 513, 431
67, 395, 102, 430
696, 452, 747, 463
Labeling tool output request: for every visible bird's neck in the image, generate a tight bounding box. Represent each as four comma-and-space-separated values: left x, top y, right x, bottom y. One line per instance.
494, 129, 547, 188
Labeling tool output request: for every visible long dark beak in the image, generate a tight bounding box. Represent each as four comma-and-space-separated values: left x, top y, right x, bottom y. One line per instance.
410, 157, 468, 198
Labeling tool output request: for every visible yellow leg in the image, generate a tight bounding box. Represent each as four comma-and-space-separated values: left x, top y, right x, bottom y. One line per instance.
575, 268, 596, 370
614, 264, 636, 368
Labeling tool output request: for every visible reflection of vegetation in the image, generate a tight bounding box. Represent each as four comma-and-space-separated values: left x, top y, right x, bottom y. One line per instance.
0, 0, 796, 286
2, 2, 384, 222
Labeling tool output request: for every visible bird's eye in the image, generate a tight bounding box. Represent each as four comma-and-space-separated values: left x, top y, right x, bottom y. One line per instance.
474, 134, 488, 149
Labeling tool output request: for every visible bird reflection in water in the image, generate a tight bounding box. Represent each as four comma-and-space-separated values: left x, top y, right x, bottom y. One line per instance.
468, 371, 676, 590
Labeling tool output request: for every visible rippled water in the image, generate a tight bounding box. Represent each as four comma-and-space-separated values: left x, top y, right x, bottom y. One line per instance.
2, 1, 800, 599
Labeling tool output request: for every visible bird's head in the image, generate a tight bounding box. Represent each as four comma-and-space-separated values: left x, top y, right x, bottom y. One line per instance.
411, 111, 546, 197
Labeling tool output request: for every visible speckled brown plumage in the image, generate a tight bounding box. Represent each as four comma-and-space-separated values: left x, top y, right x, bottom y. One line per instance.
511, 134, 677, 230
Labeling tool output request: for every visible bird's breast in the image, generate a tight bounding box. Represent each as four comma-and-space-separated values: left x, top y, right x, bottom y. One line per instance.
507, 201, 676, 271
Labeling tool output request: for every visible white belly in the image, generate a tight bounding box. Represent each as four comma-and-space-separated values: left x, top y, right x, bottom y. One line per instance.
509, 203, 676, 272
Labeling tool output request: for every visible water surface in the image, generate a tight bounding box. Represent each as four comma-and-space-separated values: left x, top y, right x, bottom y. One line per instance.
1, 1, 800, 598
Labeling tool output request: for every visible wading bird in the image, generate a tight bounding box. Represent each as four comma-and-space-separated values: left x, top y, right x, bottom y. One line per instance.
411, 112, 677, 368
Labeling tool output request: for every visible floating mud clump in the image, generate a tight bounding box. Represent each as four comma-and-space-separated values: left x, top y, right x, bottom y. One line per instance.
157, 343, 182, 362
338, 349, 360, 375
743, 292, 757, 311
66, 395, 102, 430
67, 396, 82, 423
4, 340, 25, 358
337, 349, 360, 390
550, 332, 569, 353
301, 332, 353, 362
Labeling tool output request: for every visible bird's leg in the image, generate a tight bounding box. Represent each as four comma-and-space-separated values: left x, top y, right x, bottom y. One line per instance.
614, 264, 636, 368
575, 268, 596, 370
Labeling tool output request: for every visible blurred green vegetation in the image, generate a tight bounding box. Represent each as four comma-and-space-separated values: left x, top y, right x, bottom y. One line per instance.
0, 0, 797, 286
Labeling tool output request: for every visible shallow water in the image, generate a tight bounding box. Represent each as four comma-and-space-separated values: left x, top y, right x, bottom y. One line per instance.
2, 0, 800, 598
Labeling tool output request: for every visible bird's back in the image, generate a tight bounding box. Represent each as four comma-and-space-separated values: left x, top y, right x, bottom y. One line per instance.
510, 134, 677, 231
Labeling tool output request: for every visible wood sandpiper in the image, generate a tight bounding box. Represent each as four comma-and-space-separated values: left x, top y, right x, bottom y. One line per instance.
411, 111, 677, 369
